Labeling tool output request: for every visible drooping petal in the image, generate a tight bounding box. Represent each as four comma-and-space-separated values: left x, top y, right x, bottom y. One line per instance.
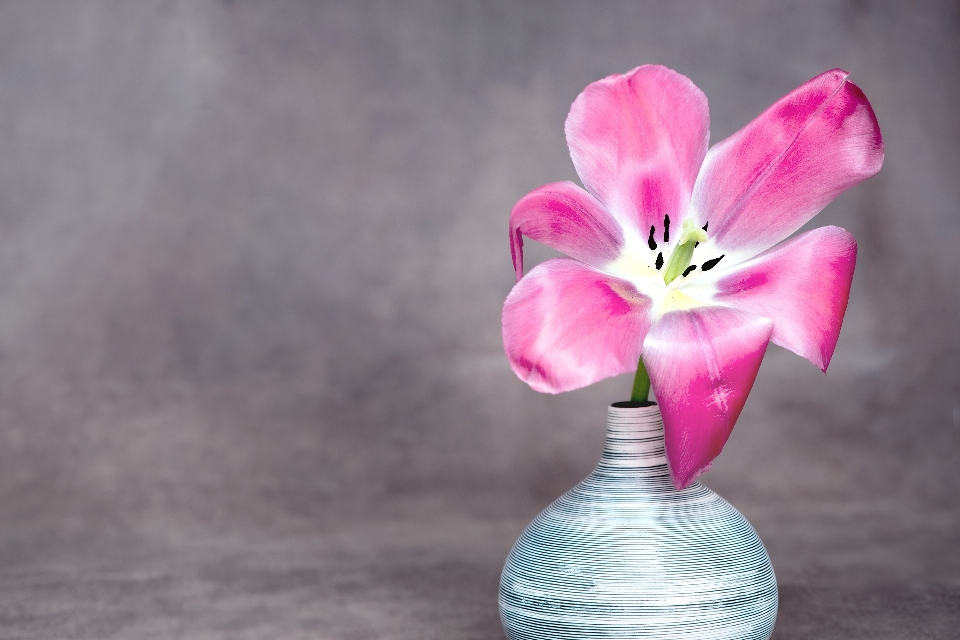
712, 226, 856, 372
691, 69, 883, 263
503, 259, 652, 393
565, 65, 709, 240
643, 307, 773, 488
509, 181, 624, 282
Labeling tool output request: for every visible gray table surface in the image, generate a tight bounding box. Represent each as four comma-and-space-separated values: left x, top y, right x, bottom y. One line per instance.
0, 2, 956, 638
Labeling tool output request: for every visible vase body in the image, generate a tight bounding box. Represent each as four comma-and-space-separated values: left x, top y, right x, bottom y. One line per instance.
499, 403, 777, 639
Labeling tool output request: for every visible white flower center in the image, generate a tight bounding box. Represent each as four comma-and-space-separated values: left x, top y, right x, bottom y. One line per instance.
603, 215, 727, 320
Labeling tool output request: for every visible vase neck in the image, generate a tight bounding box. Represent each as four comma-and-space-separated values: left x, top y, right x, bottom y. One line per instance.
600, 403, 669, 471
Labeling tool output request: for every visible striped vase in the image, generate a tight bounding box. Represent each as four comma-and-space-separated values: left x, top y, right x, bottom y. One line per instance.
499, 402, 778, 639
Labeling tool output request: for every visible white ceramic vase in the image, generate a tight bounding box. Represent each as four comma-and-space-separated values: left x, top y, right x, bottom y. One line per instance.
499, 402, 778, 639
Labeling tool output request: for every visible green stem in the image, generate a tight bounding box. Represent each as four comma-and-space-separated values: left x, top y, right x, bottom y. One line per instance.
630, 354, 651, 403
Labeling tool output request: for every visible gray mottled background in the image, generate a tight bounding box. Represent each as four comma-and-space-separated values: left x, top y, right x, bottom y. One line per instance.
0, 1, 957, 638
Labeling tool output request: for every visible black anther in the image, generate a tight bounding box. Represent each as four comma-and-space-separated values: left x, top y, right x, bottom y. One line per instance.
663, 215, 670, 243
701, 254, 725, 271
682, 265, 697, 277
655, 252, 664, 270
647, 226, 657, 250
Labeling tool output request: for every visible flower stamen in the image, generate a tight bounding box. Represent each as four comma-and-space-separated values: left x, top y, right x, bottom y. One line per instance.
663, 214, 670, 243
701, 254, 725, 271
648, 225, 658, 250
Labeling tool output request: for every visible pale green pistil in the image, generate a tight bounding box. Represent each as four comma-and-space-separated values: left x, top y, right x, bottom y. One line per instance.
663, 219, 709, 285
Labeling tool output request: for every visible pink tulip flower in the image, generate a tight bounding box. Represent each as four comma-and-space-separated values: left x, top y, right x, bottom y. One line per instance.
503, 66, 883, 488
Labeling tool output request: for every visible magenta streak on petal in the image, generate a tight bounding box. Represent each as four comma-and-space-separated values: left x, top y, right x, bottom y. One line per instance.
724, 270, 769, 293
513, 355, 550, 386
509, 181, 623, 282
642, 307, 773, 488
596, 280, 634, 316
503, 258, 652, 394
565, 65, 709, 238
715, 226, 857, 372
691, 69, 883, 261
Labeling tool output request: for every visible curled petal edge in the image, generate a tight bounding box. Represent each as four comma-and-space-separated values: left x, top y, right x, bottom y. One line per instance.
509, 181, 623, 282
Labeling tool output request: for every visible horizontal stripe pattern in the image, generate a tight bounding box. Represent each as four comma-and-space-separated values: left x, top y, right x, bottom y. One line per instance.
500, 403, 777, 639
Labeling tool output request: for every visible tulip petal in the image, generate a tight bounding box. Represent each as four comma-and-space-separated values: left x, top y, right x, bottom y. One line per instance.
503, 259, 652, 393
509, 181, 624, 282
643, 307, 773, 488
713, 226, 856, 372
565, 65, 709, 239
691, 69, 883, 263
